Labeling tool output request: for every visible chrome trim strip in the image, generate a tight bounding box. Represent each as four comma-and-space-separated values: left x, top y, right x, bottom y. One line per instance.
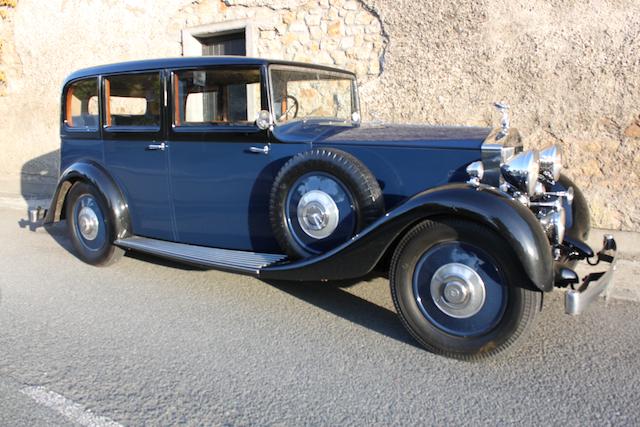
115, 236, 287, 273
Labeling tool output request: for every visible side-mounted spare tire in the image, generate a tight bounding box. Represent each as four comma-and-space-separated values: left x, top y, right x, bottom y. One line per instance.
269, 147, 385, 259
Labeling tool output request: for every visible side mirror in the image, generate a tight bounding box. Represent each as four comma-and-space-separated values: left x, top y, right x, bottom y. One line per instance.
256, 110, 273, 130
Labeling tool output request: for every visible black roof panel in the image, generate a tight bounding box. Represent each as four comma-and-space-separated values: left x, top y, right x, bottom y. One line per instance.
64, 56, 354, 85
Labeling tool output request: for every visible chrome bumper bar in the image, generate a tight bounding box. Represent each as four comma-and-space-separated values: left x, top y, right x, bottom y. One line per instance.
565, 234, 617, 315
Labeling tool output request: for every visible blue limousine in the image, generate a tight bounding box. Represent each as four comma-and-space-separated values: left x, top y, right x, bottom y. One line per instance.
38, 57, 616, 360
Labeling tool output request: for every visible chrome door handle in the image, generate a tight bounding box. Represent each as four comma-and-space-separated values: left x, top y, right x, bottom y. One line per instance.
248, 145, 270, 155
147, 142, 167, 151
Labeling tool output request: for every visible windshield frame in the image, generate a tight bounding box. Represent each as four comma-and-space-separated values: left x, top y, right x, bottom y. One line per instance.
267, 64, 360, 126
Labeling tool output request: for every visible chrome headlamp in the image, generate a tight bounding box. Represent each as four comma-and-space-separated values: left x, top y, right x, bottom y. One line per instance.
466, 161, 484, 185
500, 150, 540, 195
538, 206, 566, 244
539, 144, 562, 181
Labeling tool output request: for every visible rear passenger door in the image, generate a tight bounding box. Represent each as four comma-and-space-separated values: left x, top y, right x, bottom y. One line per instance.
167, 66, 304, 252
102, 71, 175, 241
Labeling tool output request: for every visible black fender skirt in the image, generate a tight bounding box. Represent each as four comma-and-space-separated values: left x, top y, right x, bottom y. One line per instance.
44, 161, 131, 240
261, 183, 555, 292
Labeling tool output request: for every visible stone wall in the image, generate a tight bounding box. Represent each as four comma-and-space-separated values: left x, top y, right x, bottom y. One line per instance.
0, 0, 638, 230
362, 0, 640, 231
0, 1, 17, 95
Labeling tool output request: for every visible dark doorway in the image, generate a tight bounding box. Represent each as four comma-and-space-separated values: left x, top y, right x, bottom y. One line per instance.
198, 32, 246, 56
197, 31, 247, 123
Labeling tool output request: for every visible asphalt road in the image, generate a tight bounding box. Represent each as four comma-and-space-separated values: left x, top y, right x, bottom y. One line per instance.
1, 207, 640, 426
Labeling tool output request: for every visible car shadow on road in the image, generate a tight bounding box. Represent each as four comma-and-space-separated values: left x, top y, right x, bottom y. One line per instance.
18, 219, 93, 264
17, 215, 419, 348
17, 218, 201, 271
18, 218, 77, 254
263, 277, 421, 349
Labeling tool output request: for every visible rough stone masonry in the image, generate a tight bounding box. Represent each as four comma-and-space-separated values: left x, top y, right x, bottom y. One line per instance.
0, 0, 638, 231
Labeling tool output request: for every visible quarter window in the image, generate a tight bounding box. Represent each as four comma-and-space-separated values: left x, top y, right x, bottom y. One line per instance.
65, 78, 99, 129
173, 68, 261, 127
104, 73, 162, 128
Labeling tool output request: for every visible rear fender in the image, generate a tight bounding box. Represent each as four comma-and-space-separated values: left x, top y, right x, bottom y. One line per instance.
260, 183, 554, 291
44, 161, 131, 239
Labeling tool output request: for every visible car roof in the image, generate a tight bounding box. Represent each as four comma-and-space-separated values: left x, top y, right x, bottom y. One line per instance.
63, 56, 355, 85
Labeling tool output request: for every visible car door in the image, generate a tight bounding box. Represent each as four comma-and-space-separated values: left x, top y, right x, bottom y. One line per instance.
168, 65, 306, 253
102, 71, 175, 241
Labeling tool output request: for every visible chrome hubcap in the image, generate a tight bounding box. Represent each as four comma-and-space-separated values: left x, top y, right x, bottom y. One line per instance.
77, 205, 99, 241
297, 190, 339, 239
443, 281, 469, 304
430, 263, 486, 318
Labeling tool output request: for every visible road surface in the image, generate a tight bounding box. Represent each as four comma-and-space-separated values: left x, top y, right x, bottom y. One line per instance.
1, 208, 639, 425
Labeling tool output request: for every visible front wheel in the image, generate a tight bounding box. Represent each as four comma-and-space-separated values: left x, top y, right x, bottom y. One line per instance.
390, 219, 541, 361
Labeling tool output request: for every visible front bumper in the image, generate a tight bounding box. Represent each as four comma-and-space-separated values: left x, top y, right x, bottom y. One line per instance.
564, 234, 617, 315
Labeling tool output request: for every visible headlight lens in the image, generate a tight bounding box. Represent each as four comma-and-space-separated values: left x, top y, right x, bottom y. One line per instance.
539, 144, 562, 181
500, 150, 540, 195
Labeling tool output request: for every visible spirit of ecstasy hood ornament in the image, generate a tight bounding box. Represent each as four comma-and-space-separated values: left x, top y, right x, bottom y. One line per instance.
494, 102, 510, 139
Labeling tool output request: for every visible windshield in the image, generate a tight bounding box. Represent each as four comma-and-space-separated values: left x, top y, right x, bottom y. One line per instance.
269, 65, 358, 124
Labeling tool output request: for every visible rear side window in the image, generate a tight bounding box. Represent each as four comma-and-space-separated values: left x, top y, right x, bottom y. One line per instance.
65, 78, 99, 129
173, 68, 261, 127
105, 73, 162, 129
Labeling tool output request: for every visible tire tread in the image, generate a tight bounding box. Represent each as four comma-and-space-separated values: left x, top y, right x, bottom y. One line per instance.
389, 219, 541, 361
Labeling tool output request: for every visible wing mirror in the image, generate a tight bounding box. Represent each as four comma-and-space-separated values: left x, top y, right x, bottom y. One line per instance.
256, 110, 274, 131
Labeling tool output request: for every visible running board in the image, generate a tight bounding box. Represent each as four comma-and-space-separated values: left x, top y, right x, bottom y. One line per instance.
115, 236, 287, 273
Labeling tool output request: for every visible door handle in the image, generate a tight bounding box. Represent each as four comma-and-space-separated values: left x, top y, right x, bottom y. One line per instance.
147, 142, 167, 151
248, 145, 270, 155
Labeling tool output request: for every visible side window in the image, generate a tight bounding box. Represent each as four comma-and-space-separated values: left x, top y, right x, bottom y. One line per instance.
104, 73, 162, 129
173, 68, 261, 127
65, 78, 99, 129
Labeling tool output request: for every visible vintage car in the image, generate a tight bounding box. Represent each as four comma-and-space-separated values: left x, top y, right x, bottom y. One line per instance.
37, 57, 616, 360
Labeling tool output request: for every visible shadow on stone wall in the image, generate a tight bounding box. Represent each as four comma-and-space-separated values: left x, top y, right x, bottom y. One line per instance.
17, 149, 59, 231
20, 149, 59, 202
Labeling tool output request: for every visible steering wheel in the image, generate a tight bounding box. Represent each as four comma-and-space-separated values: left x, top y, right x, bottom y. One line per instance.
277, 95, 299, 120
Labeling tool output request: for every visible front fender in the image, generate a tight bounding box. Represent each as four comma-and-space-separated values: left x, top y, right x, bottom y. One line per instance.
44, 161, 131, 239
260, 183, 554, 291
553, 173, 591, 242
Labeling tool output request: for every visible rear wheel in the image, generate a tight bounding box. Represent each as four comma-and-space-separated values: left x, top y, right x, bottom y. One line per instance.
390, 219, 541, 361
66, 182, 124, 266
